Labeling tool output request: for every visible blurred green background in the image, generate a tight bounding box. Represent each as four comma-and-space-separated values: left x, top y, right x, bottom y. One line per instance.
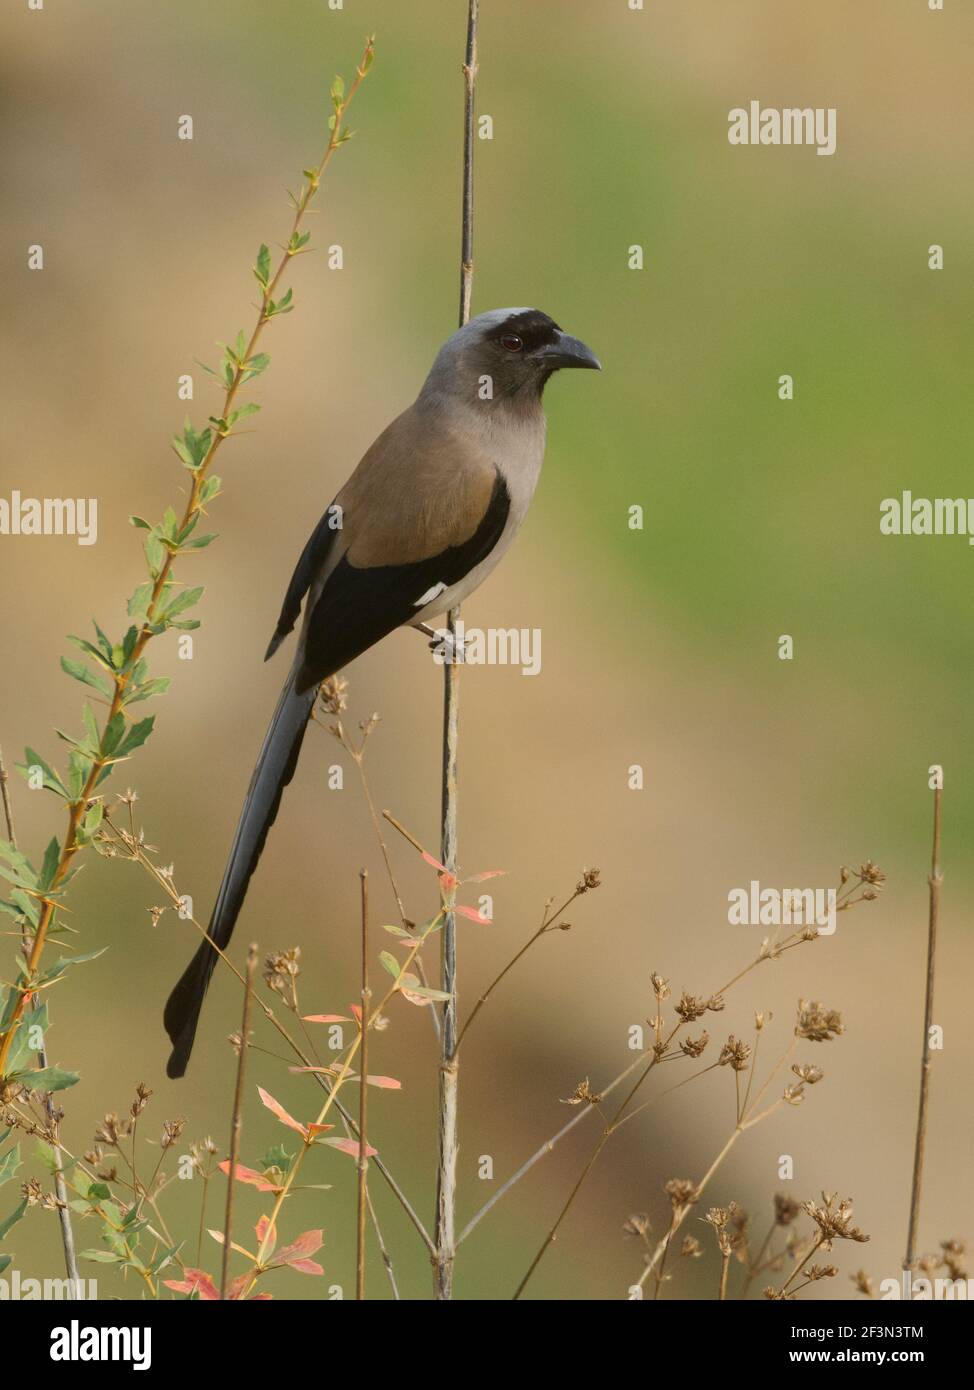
2, 0, 972, 1300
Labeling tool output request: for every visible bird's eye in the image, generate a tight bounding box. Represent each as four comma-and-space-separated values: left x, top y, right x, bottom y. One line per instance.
499, 334, 523, 352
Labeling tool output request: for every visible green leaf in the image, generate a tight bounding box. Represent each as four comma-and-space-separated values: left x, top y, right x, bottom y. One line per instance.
26, 1066, 80, 1093
124, 676, 171, 706
378, 950, 401, 980
0, 1254, 11, 1276
60, 657, 112, 699
0, 1146, 21, 1188
240, 352, 270, 383
21, 748, 69, 798
81, 1250, 125, 1264
199, 476, 222, 506
127, 581, 154, 619
145, 533, 165, 578
0, 1198, 27, 1242
35, 1140, 59, 1173
129, 516, 152, 530
39, 946, 108, 986
254, 242, 271, 288
160, 586, 203, 623
38, 838, 60, 891
228, 403, 260, 425
115, 716, 155, 759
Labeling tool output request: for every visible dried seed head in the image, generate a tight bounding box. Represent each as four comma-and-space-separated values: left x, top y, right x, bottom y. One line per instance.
148, 906, 166, 928
718, 1035, 752, 1071
680, 1031, 709, 1059
21, 1178, 43, 1206
675, 993, 708, 1023
859, 861, 885, 887
802, 1192, 869, 1247
318, 675, 349, 716
160, 1118, 186, 1150
681, 1235, 703, 1259
795, 999, 844, 1042
774, 1194, 801, 1227
561, 1077, 602, 1107
791, 1064, 824, 1085
94, 1113, 127, 1147
707, 995, 726, 1014
577, 867, 601, 893
130, 1082, 152, 1119
851, 1268, 876, 1297
664, 1178, 700, 1212
263, 948, 301, 1007
622, 1213, 651, 1239
650, 972, 671, 1002
806, 1264, 838, 1281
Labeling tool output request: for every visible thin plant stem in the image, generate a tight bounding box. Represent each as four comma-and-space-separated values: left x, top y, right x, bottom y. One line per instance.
433, 0, 478, 1304
356, 869, 371, 1301
238, 916, 443, 1297
452, 888, 581, 1057
0, 743, 79, 1287
221, 942, 257, 1299
904, 784, 942, 1273
462, 933, 816, 1251
99, 813, 434, 1253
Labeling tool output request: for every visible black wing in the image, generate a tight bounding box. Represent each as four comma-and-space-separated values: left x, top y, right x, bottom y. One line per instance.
294, 470, 510, 693
264, 508, 340, 660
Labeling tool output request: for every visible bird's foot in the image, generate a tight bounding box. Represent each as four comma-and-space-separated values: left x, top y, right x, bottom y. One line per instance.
417, 622, 466, 665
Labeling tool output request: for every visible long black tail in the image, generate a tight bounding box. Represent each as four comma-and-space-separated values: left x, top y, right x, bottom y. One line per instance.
163, 672, 317, 1077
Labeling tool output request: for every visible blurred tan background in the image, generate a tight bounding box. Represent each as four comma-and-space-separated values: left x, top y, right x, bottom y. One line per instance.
2, 0, 972, 1300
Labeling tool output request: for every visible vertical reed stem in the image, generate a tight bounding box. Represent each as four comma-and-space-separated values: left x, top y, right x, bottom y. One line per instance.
433, 0, 478, 1302
356, 869, 371, 1300
904, 785, 942, 1276
221, 942, 256, 1299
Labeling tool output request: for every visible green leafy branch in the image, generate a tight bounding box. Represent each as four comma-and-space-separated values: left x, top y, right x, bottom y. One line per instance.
0, 35, 376, 1088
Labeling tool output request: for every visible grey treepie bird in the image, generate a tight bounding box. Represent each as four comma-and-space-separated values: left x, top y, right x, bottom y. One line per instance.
163, 307, 600, 1077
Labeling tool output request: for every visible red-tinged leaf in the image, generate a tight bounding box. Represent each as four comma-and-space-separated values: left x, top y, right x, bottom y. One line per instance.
422, 850, 448, 873
455, 904, 492, 924
324, 1137, 378, 1158
218, 1160, 282, 1193
165, 1268, 220, 1300
226, 1272, 273, 1301
350, 1003, 363, 1022
302, 1013, 351, 1023
288, 1258, 324, 1276
266, 1229, 323, 1269
397, 971, 440, 1006
257, 1086, 307, 1136
365, 1074, 401, 1089
464, 869, 507, 883
437, 870, 458, 893
256, 1214, 276, 1252
306, 1122, 335, 1139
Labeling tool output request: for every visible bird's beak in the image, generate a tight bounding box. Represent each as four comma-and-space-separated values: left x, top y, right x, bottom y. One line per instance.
539, 330, 602, 372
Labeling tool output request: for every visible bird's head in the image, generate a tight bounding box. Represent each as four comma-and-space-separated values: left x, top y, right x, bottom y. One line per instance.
424, 307, 601, 407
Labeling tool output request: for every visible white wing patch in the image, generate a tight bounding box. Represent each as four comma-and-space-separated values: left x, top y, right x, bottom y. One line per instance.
414, 581, 447, 608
